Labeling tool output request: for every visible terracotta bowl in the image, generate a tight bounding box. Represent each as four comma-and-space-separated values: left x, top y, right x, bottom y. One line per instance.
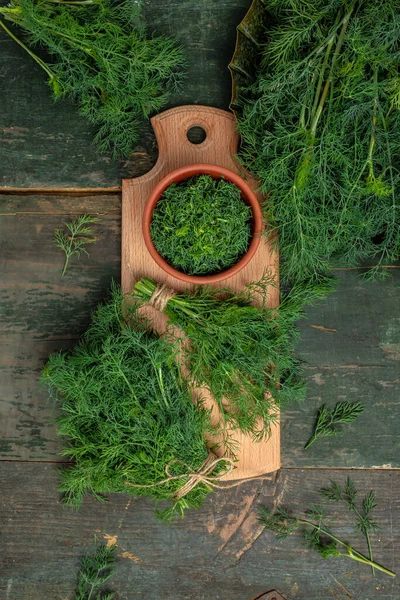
142, 163, 262, 284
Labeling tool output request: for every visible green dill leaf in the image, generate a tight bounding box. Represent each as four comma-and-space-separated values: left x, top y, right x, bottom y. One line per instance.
0, 0, 185, 158
53, 214, 98, 276
150, 175, 252, 276
134, 276, 329, 439
258, 479, 395, 577
304, 401, 364, 449
319, 478, 380, 575
75, 544, 116, 600
41, 285, 226, 520
258, 505, 300, 539
237, 0, 400, 284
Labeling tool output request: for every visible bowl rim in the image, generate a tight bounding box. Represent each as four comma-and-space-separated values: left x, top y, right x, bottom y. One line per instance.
142, 163, 262, 284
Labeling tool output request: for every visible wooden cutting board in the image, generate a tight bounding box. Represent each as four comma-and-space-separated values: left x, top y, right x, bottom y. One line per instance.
122, 105, 280, 480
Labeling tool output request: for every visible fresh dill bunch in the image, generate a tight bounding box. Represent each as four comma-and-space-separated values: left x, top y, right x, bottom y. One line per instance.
0, 0, 185, 158
304, 401, 364, 449
258, 486, 396, 578
133, 275, 331, 440
238, 0, 400, 283
75, 544, 116, 600
320, 478, 379, 575
41, 286, 225, 520
54, 214, 98, 276
150, 175, 252, 276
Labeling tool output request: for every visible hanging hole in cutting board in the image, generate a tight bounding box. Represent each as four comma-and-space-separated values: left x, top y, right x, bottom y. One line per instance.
187, 126, 207, 144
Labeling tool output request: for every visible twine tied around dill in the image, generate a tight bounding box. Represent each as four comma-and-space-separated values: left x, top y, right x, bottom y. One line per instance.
147, 283, 176, 312
125, 453, 272, 501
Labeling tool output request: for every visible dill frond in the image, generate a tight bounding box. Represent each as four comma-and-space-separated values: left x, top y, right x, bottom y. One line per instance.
150, 175, 252, 276
320, 478, 379, 575
258, 480, 396, 578
41, 286, 224, 520
304, 401, 364, 450
53, 214, 98, 276
75, 544, 116, 600
133, 276, 331, 439
0, 0, 185, 158
238, 0, 400, 284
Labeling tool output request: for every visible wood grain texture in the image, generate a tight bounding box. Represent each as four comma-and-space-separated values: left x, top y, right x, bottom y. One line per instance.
122, 105, 280, 480
0, 463, 398, 600
0, 195, 121, 460
0, 0, 249, 188
281, 269, 400, 468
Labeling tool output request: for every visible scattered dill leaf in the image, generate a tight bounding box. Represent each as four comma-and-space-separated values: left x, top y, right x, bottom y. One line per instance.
321, 478, 379, 575
41, 285, 225, 520
304, 401, 364, 450
133, 275, 332, 439
238, 0, 400, 283
258, 484, 395, 578
53, 214, 98, 276
75, 544, 116, 600
0, 0, 185, 158
150, 175, 252, 276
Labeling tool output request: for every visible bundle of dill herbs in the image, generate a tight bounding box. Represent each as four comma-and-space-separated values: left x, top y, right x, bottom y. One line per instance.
0, 0, 184, 158
41, 287, 225, 520
133, 275, 331, 440
238, 0, 400, 283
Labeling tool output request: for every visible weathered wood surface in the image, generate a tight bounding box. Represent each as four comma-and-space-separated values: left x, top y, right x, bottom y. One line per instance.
283, 269, 400, 467
1, 195, 399, 468
122, 105, 280, 480
0, 463, 398, 599
0, 0, 250, 188
0, 195, 121, 460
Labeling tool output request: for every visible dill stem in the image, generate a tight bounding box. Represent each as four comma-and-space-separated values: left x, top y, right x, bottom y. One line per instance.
342, 496, 376, 576
45, 0, 100, 4
310, 34, 335, 121
157, 366, 169, 409
300, 519, 396, 577
0, 16, 56, 81
61, 255, 70, 277
310, 4, 355, 137
368, 68, 379, 177
304, 435, 316, 450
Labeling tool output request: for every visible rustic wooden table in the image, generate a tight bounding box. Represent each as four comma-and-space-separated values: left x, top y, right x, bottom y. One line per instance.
1, 2, 399, 599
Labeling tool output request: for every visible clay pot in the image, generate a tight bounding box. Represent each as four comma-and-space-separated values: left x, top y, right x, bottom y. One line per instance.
142, 163, 262, 284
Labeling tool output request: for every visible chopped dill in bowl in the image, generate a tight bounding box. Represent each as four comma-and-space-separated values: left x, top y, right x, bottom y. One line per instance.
150, 175, 252, 276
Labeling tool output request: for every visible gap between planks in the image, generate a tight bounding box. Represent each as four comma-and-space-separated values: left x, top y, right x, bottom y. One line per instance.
0, 458, 398, 472
0, 186, 121, 196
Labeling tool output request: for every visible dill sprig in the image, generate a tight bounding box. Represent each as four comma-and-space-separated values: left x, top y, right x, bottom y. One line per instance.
0, 0, 185, 158
238, 0, 400, 283
53, 214, 98, 276
321, 478, 379, 575
150, 175, 252, 276
304, 401, 364, 450
133, 275, 332, 440
41, 286, 225, 520
75, 544, 116, 600
258, 485, 396, 578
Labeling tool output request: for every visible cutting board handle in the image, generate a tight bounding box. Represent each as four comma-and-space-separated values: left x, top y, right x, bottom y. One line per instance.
150, 105, 240, 172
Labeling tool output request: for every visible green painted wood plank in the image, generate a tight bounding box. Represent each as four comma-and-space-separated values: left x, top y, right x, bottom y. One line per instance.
0, 0, 249, 188
0, 463, 398, 599
281, 270, 400, 468
296, 270, 400, 367
0, 195, 121, 460
1, 196, 399, 467
282, 363, 400, 468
